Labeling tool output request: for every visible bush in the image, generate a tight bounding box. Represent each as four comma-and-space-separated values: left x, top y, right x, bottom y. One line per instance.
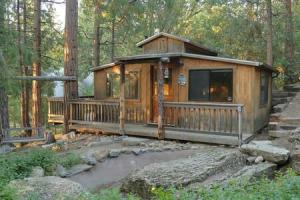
59, 153, 83, 169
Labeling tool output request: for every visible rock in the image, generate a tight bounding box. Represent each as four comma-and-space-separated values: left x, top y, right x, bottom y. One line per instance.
121, 148, 132, 154
0, 144, 13, 154
246, 156, 256, 164
254, 156, 264, 164
62, 131, 76, 141
241, 140, 290, 164
121, 149, 246, 198
41, 143, 55, 149
132, 148, 144, 156
232, 162, 277, 181
269, 130, 292, 138
8, 176, 85, 200
65, 164, 93, 177
93, 150, 109, 162
109, 149, 121, 158
56, 165, 68, 178
87, 137, 114, 147
80, 153, 97, 165
122, 137, 149, 146
291, 150, 300, 173
45, 131, 56, 144
30, 166, 45, 177
273, 104, 287, 113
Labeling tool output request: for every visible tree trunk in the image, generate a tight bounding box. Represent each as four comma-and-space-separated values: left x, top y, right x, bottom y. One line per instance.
284, 0, 294, 69
18, 0, 30, 131
266, 0, 273, 66
111, 17, 115, 62
32, 0, 41, 132
64, 0, 78, 134
93, 0, 101, 68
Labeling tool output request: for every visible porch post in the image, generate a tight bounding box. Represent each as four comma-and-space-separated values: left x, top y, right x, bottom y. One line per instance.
157, 57, 169, 139
119, 63, 125, 135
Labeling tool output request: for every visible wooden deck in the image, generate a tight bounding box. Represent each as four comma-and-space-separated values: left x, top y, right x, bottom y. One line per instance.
69, 121, 253, 146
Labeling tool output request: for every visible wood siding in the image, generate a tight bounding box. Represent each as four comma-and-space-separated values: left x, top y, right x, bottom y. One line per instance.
143, 36, 185, 54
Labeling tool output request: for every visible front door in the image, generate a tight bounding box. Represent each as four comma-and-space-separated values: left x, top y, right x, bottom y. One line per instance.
151, 65, 173, 123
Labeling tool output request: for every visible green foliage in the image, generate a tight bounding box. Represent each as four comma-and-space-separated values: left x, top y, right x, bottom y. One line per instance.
0, 184, 15, 200
58, 153, 83, 169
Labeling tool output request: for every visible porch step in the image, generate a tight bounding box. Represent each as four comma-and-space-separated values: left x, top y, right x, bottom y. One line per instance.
269, 130, 293, 138
272, 91, 296, 98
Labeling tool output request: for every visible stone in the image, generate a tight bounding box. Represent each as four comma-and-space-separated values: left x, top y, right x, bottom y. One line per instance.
254, 156, 264, 164
121, 149, 246, 198
269, 130, 292, 138
246, 156, 256, 164
41, 143, 55, 149
132, 148, 144, 156
232, 162, 277, 181
121, 148, 132, 154
93, 150, 109, 162
87, 137, 115, 147
8, 176, 85, 200
30, 166, 45, 177
291, 150, 300, 173
45, 131, 56, 144
109, 149, 121, 158
0, 144, 13, 154
62, 131, 76, 141
65, 164, 93, 177
122, 137, 149, 146
56, 165, 68, 178
268, 122, 278, 131
80, 152, 97, 166
273, 104, 287, 113
241, 140, 290, 164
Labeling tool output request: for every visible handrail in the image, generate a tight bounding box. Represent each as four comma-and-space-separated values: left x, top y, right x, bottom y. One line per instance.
164, 101, 244, 108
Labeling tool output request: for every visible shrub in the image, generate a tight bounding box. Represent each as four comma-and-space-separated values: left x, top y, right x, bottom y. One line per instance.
58, 153, 83, 169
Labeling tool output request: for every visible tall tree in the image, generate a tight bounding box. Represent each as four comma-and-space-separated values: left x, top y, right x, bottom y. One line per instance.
0, 2, 9, 140
17, 0, 30, 130
32, 0, 42, 130
111, 17, 115, 62
284, 0, 294, 70
93, 0, 101, 68
266, 0, 273, 66
64, 0, 79, 134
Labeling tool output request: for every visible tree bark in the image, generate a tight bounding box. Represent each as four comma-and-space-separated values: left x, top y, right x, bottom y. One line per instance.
0, 2, 9, 141
64, 0, 78, 134
157, 60, 165, 139
284, 0, 294, 68
266, 0, 273, 66
18, 0, 30, 131
119, 63, 125, 135
111, 17, 115, 62
93, 0, 101, 68
32, 0, 42, 131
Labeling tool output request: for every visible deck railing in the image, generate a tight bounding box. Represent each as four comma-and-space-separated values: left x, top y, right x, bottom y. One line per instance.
48, 97, 64, 123
163, 102, 243, 145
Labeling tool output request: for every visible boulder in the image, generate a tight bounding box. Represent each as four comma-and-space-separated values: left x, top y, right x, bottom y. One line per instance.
122, 137, 149, 146
241, 140, 290, 164
121, 149, 246, 199
269, 130, 292, 138
254, 156, 264, 164
61, 131, 76, 141
65, 164, 93, 177
93, 150, 109, 162
56, 164, 68, 178
109, 149, 121, 158
132, 148, 145, 156
80, 153, 97, 165
291, 150, 300, 173
9, 176, 85, 200
30, 166, 45, 177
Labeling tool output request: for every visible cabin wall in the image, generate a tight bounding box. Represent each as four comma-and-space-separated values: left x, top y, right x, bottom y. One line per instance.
178, 58, 256, 134
253, 69, 272, 132
143, 36, 185, 54
94, 63, 152, 123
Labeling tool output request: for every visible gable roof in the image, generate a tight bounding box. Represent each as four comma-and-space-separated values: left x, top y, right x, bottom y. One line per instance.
136, 32, 218, 56
92, 52, 276, 73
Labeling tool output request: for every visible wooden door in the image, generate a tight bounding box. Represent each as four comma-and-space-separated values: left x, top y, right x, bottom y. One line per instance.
151, 65, 173, 123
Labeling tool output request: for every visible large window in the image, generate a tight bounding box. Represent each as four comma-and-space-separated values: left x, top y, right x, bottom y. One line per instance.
260, 71, 269, 105
106, 71, 140, 99
188, 69, 233, 102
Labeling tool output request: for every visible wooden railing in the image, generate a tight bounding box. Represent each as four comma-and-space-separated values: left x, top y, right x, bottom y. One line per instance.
69, 100, 120, 124
163, 102, 244, 146
48, 97, 64, 123
2, 127, 45, 143
125, 104, 146, 124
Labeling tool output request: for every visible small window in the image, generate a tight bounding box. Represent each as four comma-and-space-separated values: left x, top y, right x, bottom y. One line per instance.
260, 71, 269, 105
106, 71, 140, 99
188, 69, 233, 102
106, 73, 120, 98
125, 71, 140, 99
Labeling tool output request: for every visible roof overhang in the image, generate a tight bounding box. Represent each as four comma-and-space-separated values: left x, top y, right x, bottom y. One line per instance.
91, 53, 277, 74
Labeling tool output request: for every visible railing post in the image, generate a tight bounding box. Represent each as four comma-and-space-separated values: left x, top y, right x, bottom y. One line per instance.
237, 105, 243, 147
119, 63, 125, 135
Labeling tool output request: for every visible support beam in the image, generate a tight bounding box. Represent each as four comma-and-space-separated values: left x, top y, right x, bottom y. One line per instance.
14, 76, 77, 81
119, 63, 125, 135
157, 58, 169, 139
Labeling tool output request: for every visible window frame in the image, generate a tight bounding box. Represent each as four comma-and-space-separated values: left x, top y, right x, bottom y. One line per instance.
188, 68, 233, 103
260, 71, 269, 106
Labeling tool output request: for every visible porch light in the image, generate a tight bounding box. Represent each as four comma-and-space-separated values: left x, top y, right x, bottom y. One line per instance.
164, 68, 169, 79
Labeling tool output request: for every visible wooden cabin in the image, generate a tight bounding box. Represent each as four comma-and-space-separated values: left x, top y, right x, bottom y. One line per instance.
48, 32, 276, 146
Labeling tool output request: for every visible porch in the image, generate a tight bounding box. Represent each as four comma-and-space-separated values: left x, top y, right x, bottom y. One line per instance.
48, 97, 252, 146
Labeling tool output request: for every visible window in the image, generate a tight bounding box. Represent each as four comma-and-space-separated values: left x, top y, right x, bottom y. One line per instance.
106, 71, 140, 99
260, 71, 269, 105
188, 69, 233, 102
153, 68, 172, 96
